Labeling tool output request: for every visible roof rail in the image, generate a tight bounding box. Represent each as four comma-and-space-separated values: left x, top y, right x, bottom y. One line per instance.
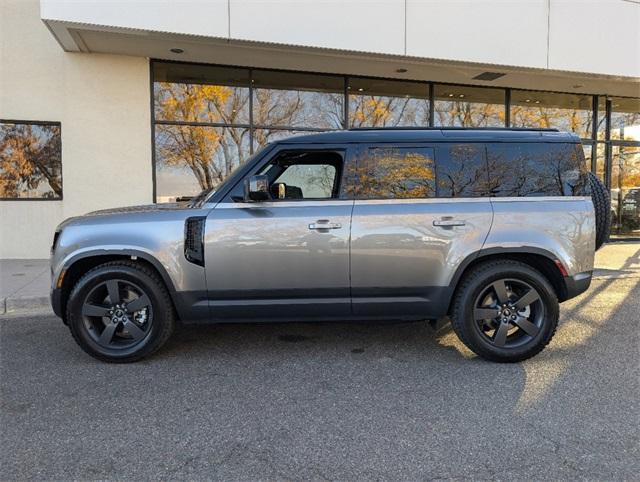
348, 127, 561, 132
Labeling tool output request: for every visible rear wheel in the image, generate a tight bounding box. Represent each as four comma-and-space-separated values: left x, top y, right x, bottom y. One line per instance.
66, 261, 175, 362
451, 260, 558, 362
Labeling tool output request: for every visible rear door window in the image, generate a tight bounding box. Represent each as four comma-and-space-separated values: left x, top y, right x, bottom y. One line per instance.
487, 142, 588, 197
437, 144, 490, 197
347, 146, 436, 199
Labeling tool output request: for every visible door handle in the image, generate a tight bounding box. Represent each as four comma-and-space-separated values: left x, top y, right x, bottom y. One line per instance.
309, 220, 342, 230
433, 218, 466, 227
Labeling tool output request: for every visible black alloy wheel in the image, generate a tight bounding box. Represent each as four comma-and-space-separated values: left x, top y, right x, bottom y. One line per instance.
472, 278, 543, 348
81, 278, 153, 350
66, 261, 175, 362
450, 260, 559, 363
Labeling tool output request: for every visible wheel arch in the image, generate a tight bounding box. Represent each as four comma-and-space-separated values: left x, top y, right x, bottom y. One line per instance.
55, 250, 178, 323
447, 247, 569, 314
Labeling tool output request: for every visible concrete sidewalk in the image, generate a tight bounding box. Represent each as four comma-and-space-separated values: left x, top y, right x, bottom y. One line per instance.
1, 241, 638, 315
0, 259, 51, 315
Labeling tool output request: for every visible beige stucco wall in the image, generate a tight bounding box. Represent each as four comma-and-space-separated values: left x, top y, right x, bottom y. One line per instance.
1, 0, 152, 258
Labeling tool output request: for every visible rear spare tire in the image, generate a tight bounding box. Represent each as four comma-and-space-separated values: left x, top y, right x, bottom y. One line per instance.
588, 172, 611, 250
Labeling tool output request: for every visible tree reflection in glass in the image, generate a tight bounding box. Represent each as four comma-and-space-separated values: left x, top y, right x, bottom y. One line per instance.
0, 122, 62, 199
347, 147, 436, 199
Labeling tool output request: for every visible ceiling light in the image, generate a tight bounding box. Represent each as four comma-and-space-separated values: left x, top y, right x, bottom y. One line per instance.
448, 93, 454, 98
395, 68, 408, 73
472, 71, 506, 81
525, 99, 531, 103
458, 94, 465, 98
534, 100, 540, 104
357, 88, 364, 92
170, 48, 184, 54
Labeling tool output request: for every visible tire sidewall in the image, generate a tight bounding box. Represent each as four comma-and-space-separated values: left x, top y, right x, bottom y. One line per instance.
67, 265, 170, 361
457, 264, 559, 361
588, 172, 611, 250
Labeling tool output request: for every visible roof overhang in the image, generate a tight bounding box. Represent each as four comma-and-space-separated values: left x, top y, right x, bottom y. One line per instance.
42, 19, 640, 99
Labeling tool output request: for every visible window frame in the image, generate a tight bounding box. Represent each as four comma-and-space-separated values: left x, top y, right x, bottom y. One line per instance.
0, 119, 63, 201
221, 144, 351, 203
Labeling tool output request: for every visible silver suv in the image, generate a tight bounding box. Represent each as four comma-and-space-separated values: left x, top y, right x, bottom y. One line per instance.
50, 128, 609, 363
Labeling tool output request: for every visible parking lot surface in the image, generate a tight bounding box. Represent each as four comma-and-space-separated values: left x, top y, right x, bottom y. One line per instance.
1, 248, 639, 480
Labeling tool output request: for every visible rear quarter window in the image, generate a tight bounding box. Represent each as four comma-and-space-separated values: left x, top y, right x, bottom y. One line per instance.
487, 142, 588, 197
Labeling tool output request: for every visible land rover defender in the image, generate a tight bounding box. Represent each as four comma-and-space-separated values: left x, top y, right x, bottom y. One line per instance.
50, 128, 610, 362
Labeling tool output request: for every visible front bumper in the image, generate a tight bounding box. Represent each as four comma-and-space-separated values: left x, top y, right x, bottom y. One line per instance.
564, 271, 593, 300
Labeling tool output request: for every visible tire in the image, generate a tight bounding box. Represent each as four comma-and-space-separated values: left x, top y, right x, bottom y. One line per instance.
451, 260, 559, 363
588, 172, 611, 250
66, 261, 175, 363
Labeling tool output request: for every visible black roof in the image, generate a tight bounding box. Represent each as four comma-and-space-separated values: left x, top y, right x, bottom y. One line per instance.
275, 127, 581, 144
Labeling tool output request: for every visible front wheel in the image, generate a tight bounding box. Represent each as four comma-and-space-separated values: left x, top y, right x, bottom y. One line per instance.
451, 260, 559, 362
66, 261, 175, 362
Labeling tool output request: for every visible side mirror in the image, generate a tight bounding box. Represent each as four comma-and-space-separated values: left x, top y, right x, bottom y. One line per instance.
244, 175, 270, 201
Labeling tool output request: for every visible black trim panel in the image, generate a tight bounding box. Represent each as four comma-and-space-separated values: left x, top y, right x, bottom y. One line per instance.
204, 288, 350, 322
51, 287, 63, 318
351, 286, 453, 318
564, 271, 592, 300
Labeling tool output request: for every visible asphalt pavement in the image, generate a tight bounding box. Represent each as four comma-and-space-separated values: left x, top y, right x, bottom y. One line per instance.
1, 271, 639, 480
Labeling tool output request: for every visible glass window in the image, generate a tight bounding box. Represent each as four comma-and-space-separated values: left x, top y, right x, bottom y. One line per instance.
610, 97, 640, 142
595, 142, 607, 182
155, 125, 250, 202
511, 90, 594, 138
582, 142, 593, 169
348, 78, 429, 127
437, 144, 489, 197
252, 129, 322, 151
0, 121, 62, 199
260, 150, 343, 200
349, 146, 436, 199
434, 85, 505, 127
273, 164, 337, 199
153, 63, 250, 124
611, 145, 640, 234
487, 142, 588, 197
252, 70, 344, 129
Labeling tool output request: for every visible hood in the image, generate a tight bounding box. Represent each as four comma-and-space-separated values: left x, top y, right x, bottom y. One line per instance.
55, 202, 192, 232
86, 202, 189, 216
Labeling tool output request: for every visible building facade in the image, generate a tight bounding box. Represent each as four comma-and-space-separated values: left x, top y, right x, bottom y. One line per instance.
1, 0, 639, 258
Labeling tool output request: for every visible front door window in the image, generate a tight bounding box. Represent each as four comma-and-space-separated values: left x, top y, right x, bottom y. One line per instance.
258, 151, 342, 200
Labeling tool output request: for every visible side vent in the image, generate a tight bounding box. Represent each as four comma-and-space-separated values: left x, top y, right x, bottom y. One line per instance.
184, 216, 206, 266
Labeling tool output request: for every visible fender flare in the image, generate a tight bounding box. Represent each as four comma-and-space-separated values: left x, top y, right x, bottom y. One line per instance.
449, 246, 564, 290
60, 248, 177, 294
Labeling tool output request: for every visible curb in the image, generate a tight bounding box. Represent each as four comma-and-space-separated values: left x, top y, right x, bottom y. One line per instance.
1, 296, 53, 316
